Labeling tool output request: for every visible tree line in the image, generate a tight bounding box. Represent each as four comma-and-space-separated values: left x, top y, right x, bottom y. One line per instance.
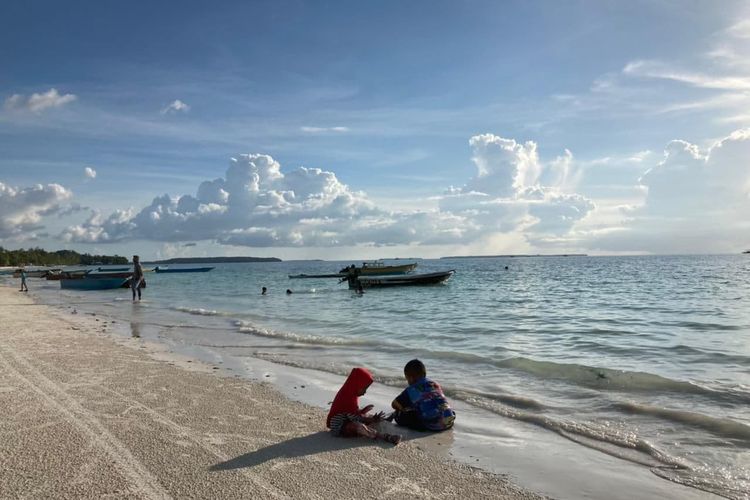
0, 247, 129, 267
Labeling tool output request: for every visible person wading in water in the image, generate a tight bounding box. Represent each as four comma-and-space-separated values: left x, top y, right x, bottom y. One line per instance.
131, 255, 144, 301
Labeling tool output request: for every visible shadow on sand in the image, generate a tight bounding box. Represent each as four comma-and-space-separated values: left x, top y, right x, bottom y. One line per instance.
210, 431, 389, 471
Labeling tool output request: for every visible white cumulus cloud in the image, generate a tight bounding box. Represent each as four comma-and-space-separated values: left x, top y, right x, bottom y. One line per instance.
84, 167, 97, 179
0, 182, 73, 238
440, 134, 594, 239
61, 134, 595, 249
4, 88, 77, 113
589, 128, 750, 253
161, 99, 190, 115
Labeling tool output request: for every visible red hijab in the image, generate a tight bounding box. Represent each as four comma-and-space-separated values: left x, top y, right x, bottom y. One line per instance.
326, 367, 374, 428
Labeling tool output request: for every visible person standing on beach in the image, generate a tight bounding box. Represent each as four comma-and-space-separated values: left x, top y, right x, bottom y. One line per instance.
19, 269, 28, 292
131, 255, 144, 301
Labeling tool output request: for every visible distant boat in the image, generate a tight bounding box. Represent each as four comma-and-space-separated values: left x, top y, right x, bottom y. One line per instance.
154, 266, 214, 273
743, 250, 750, 254
289, 273, 347, 279
97, 267, 130, 272
60, 277, 128, 290
348, 270, 455, 289
339, 261, 418, 276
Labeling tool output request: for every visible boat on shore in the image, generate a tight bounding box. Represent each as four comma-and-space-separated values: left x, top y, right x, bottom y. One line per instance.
347, 270, 455, 289
154, 266, 214, 273
87, 271, 134, 279
13, 268, 60, 278
60, 277, 128, 290
46, 269, 90, 280
339, 261, 418, 276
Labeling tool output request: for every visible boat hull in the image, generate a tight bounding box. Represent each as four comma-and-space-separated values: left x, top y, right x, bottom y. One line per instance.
154, 267, 214, 273
60, 277, 128, 290
351, 270, 455, 288
339, 262, 418, 276
289, 273, 346, 279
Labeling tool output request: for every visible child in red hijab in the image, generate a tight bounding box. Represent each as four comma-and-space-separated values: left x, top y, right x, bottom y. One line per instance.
327, 367, 401, 445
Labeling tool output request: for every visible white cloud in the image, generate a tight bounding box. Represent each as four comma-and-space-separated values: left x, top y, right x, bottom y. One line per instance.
4, 88, 77, 113
84, 167, 97, 179
61, 135, 595, 249
300, 126, 350, 133
623, 59, 750, 90
0, 182, 72, 238
726, 18, 750, 39
4, 94, 23, 110
589, 129, 750, 253
62, 154, 380, 246
442, 134, 594, 238
161, 99, 190, 115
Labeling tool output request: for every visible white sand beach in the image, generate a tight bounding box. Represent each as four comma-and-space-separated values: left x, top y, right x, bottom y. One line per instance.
0, 285, 540, 499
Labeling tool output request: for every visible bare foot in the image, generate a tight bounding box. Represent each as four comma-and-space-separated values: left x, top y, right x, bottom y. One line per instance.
382, 433, 402, 445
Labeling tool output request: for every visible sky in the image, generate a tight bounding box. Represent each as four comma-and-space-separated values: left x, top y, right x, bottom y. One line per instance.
1, 0, 749, 260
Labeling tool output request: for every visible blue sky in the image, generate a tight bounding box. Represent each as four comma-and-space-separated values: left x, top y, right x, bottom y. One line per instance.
1, 1, 749, 259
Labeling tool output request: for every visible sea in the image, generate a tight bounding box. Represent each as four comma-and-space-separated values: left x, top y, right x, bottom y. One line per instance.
10, 255, 750, 498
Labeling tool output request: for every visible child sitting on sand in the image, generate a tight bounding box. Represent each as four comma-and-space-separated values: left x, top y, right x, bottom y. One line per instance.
326, 367, 402, 445
389, 359, 455, 431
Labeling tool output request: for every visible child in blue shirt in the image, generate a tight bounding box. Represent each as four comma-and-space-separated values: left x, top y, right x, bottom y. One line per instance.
389, 359, 455, 432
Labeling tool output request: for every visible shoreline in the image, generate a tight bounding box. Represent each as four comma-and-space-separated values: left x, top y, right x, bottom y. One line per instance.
0, 284, 542, 499
2, 283, 725, 498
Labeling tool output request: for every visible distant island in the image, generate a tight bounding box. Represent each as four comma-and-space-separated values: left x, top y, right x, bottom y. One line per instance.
0, 246, 128, 267
146, 256, 282, 264
441, 254, 588, 259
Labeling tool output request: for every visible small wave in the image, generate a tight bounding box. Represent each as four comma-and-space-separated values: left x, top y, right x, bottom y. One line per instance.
173, 306, 224, 316
454, 390, 690, 470
652, 466, 748, 500
236, 323, 394, 349
613, 402, 750, 442
493, 357, 750, 404
652, 319, 744, 332
445, 388, 546, 411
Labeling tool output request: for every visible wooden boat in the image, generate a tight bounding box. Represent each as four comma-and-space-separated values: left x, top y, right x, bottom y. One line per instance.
289, 273, 346, 279
87, 271, 133, 278
348, 270, 455, 289
47, 270, 90, 280
154, 266, 214, 273
13, 268, 58, 278
60, 277, 128, 290
339, 261, 417, 276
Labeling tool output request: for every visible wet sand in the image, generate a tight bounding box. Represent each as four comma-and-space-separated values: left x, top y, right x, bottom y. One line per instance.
0, 286, 540, 499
